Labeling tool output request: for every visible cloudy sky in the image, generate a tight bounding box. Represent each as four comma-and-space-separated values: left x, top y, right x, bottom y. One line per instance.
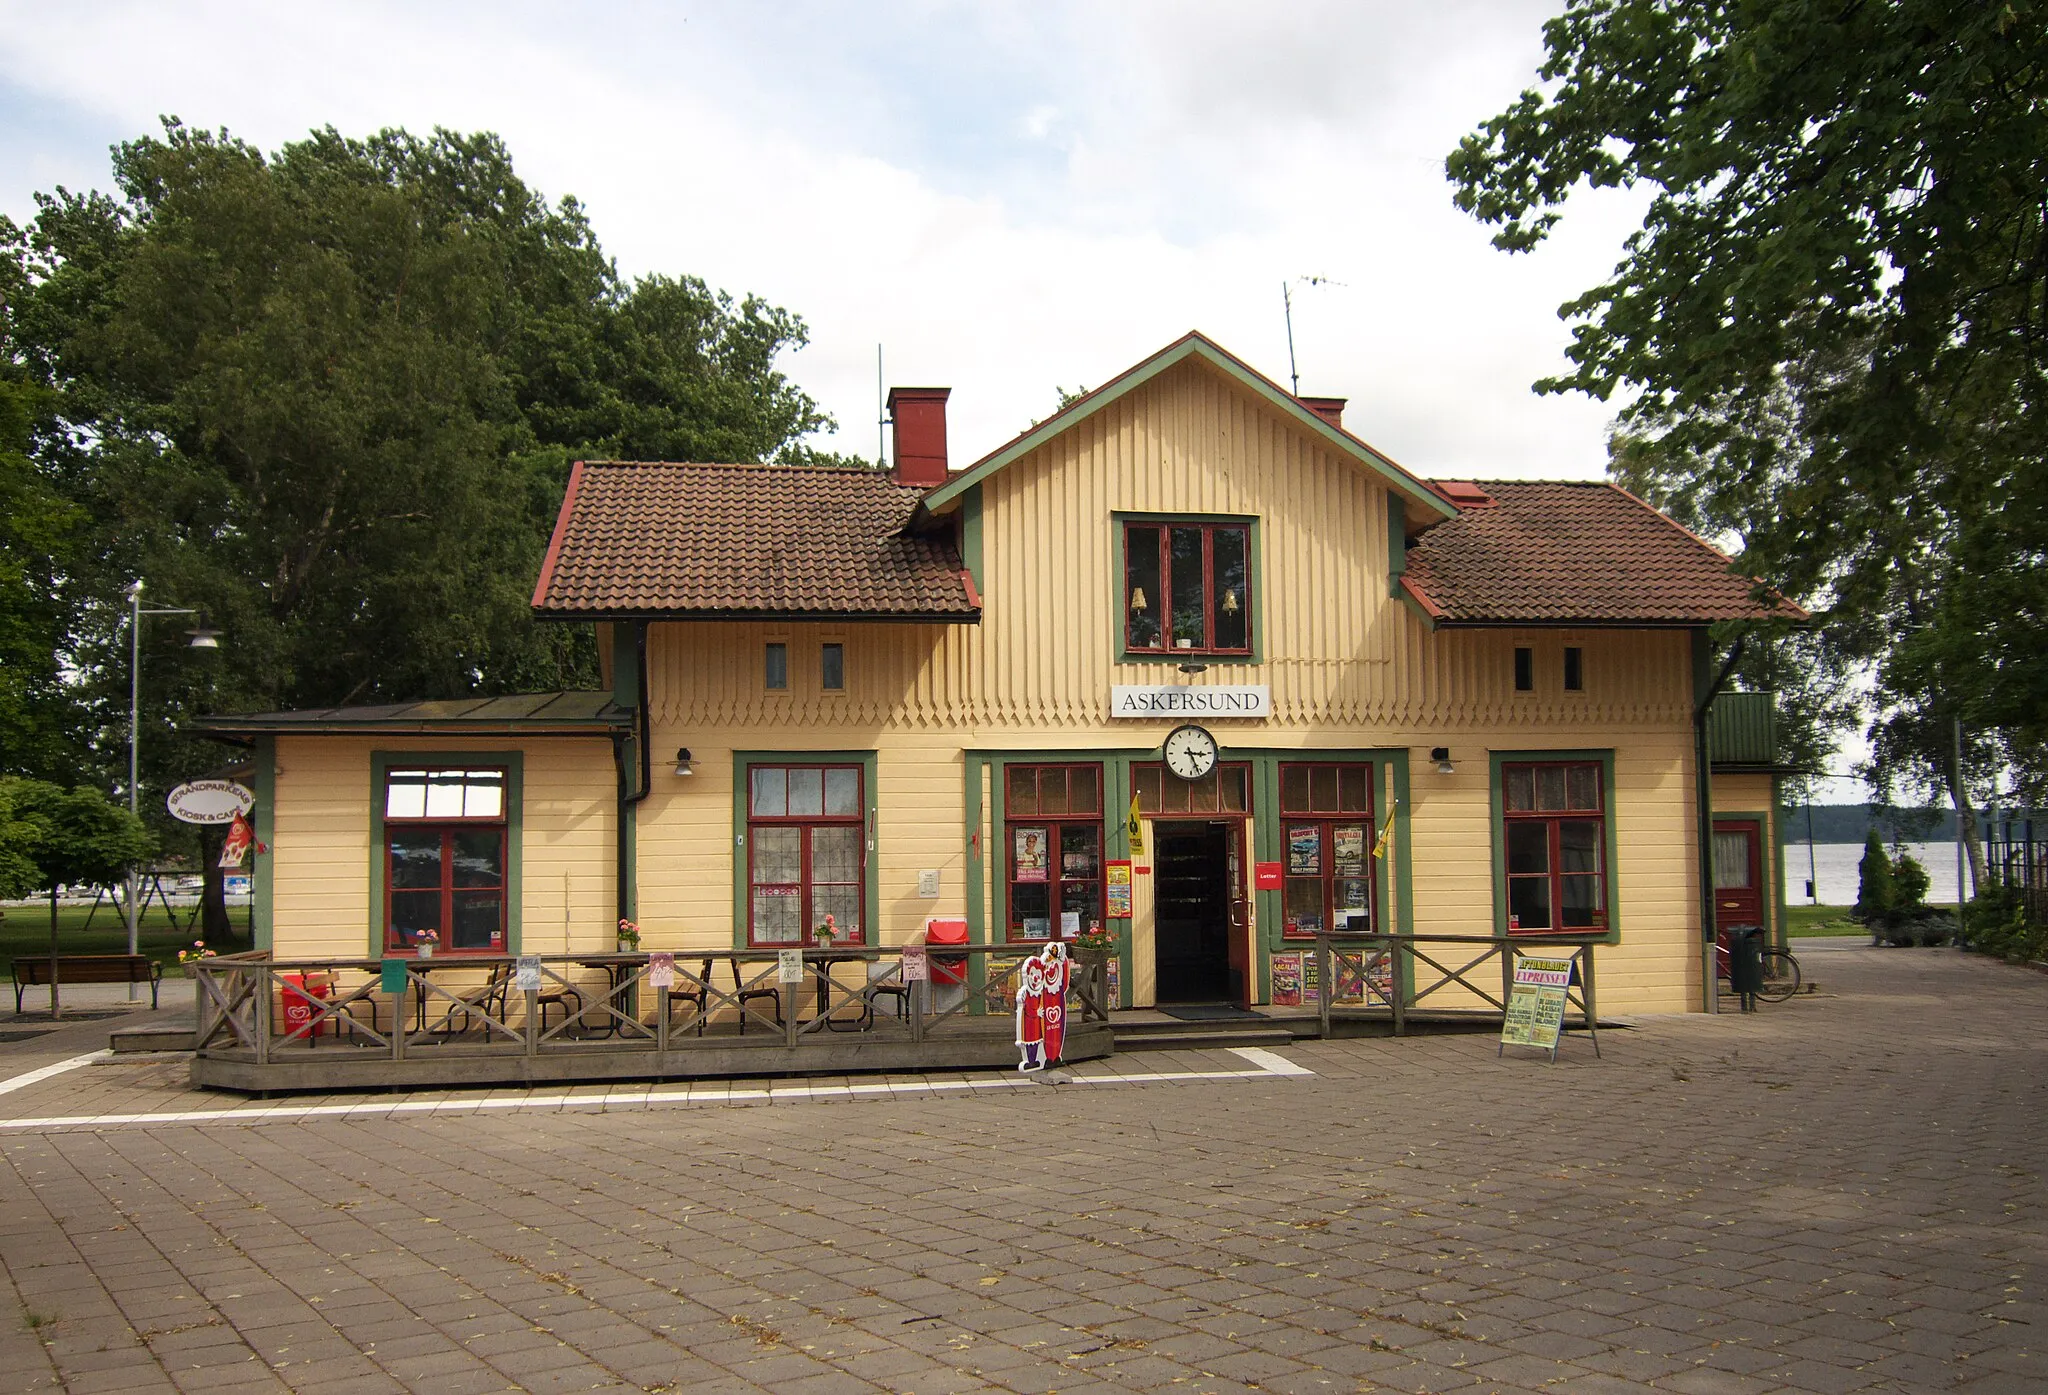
0, 0, 1659, 482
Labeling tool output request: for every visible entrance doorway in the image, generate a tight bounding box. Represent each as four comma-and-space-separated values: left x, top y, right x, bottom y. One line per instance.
1154, 823, 1232, 1002
1712, 820, 1764, 940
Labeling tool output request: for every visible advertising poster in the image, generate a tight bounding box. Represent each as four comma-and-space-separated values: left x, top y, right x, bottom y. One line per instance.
1106, 861, 1133, 917
1014, 827, 1049, 882
1500, 957, 1573, 1051
1271, 951, 1303, 1006
1334, 825, 1366, 877
1286, 825, 1320, 875
647, 952, 676, 989
1301, 950, 1321, 1005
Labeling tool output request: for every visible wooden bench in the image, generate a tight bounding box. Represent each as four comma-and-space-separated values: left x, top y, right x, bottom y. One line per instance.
12, 955, 163, 1011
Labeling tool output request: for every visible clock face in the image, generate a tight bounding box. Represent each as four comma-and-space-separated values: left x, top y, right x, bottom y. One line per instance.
1163, 724, 1220, 781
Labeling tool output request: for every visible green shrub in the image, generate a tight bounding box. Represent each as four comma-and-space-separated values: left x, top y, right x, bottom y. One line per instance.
1963, 887, 2046, 962
1892, 851, 1931, 911
1855, 830, 1895, 922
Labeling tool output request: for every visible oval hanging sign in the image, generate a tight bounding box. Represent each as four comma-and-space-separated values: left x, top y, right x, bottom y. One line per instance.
166, 779, 255, 825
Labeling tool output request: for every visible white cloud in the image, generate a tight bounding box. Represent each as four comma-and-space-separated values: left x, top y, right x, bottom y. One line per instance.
0, 0, 1652, 478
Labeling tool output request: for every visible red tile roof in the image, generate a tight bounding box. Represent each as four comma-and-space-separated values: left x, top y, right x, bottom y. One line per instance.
531, 462, 979, 620
1401, 481, 1805, 626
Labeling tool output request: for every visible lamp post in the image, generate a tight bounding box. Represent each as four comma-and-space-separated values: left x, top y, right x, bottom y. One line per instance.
125, 580, 222, 989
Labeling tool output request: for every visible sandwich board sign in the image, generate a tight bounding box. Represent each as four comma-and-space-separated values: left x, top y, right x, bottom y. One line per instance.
1500, 956, 1574, 1061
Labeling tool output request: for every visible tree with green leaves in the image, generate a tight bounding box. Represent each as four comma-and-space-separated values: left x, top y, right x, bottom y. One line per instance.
3, 120, 854, 885
1450, 1, 2048, 881
0, 778, 155, 1017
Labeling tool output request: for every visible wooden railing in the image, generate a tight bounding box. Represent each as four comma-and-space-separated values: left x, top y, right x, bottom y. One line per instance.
191, 944, 1112, 1065
1310, 932, 1603, 1039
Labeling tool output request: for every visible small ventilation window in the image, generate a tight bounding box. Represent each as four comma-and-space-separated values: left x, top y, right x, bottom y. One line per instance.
1564, 647, 1584, 692
1514, 646, 1534, 692
765, 642, 788, 692
821, 642, 845, 692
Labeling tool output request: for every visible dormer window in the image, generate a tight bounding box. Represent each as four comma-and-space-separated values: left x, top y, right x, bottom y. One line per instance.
1122, 519, 1253, 657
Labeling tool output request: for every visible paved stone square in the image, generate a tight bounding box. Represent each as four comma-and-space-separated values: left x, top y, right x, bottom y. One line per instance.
2, 940, 2044, 1393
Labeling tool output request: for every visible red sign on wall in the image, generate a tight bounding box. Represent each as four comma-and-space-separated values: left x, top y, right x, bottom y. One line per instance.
1254, 861, 1283, 891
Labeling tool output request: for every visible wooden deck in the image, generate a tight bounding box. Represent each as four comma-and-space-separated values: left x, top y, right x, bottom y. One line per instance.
187, 947, 1113, 1094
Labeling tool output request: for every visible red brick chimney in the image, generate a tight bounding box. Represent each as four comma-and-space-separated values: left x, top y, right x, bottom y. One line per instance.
1299, 396, 1347, 428
888, 387, 951, 488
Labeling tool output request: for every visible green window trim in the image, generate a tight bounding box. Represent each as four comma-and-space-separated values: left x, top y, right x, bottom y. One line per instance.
252, 734, 276, 951
1112, 511, 1265, 665
732, 750, 880, 950
367, 750, 525, 957
1488, 748, 1621, 946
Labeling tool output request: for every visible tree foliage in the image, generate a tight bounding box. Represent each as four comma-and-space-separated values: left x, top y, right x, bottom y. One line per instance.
1451, 2, 2048, 823
1, 121, 849, 846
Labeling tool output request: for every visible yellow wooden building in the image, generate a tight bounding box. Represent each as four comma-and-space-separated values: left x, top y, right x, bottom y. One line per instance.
204, 332, 1798, 1015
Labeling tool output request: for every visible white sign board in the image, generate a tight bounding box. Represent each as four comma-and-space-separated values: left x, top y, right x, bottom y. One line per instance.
1110, 685, 1271, 719
166, 779, 255, 824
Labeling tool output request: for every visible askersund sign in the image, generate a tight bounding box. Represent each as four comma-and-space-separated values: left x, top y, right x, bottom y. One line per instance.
1110, 685, 1271, 719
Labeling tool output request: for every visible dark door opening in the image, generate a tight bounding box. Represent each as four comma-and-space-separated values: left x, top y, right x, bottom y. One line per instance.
1154, 823, 1231, 1002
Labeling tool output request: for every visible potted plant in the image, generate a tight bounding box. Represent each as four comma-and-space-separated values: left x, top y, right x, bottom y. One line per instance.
1071, 921, 1116, 963
177, 940, 217, 977
617, 918, 642, 953
812, 913, 838, 949
413, 927, 440, 959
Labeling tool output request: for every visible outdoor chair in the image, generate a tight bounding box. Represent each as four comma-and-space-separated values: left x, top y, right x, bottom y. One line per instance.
535, 973, 585, 1035
663, 957, 712, 1036
734, 958, 783, 1034
859, 961, 913, 1027
438, 963, 513, 1036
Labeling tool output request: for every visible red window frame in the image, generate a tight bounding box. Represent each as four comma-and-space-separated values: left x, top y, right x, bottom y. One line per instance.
1003, 764, 1105, 943
1279, 763, 1377, 938
383, 768, 508, 956
1501, 761, 1608, 934
1123, 520, 1252, 656
745, 763, 866, 947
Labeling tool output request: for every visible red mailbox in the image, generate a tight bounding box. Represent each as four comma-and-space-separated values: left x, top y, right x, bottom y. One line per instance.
925, 918, 969, 986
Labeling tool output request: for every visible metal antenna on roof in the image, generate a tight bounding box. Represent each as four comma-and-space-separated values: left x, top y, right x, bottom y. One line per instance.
877, 344, 887, 470
1283, 276, 1345, 396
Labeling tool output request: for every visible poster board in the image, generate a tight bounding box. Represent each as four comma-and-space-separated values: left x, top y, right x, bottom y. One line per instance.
1500, 956, 1573, 1057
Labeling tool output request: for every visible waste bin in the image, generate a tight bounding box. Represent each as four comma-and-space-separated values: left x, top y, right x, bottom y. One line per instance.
925, 917, 969, 1013
1727, 925, 1765, 1009
280, 972, 331, 1040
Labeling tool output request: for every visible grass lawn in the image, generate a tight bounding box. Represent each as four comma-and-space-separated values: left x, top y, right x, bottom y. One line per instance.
0, 902, 253, 981
1785, 902, 1962, 937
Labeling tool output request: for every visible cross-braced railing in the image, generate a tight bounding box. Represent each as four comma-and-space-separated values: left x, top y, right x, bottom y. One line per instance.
1311, 932, 1603, 1042
190, 942, 1113, 1066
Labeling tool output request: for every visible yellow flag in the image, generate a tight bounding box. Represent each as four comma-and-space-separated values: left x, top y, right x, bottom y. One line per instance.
1371, 805, 1396, 860
1127, 790, 1145, 857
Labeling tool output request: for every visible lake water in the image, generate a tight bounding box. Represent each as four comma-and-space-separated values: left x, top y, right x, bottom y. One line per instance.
1785, 841, 1970, 906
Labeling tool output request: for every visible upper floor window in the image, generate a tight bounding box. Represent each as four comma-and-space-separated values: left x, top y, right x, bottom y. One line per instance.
765, 642, 788, 692
384, 767, 507, 955
821, 642, 845, 692
1124, 521, 1251, 655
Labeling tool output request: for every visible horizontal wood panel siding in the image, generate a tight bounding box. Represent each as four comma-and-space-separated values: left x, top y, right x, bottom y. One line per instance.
270, 735, 615, 958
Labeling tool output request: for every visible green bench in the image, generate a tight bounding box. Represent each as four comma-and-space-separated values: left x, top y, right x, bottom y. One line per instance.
12, 955, 163, 1012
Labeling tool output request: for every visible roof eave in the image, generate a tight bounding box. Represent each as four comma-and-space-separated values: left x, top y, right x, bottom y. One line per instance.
532, 607, 982, 624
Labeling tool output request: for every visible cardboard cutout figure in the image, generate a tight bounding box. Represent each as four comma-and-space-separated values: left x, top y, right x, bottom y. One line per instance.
1015, 941, 1072, 1072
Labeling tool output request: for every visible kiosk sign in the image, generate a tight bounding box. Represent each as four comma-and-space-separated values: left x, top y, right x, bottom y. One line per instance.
1500, 956, 1573, 1057
166, 779, 255, 825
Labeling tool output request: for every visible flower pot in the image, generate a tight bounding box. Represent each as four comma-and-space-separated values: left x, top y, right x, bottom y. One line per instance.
418, 944, 434, 959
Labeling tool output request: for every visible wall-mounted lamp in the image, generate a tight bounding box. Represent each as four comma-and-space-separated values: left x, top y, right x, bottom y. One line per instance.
1431, 746, 1455, 775
672, 747, 695, 777
1177, 661, 1208, 675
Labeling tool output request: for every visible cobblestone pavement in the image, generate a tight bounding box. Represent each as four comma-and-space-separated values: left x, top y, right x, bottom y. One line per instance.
2, 941, 2044, 1394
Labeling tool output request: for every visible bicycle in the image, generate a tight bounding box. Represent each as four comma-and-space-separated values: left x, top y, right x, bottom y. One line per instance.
1715, 930, 1802, 1003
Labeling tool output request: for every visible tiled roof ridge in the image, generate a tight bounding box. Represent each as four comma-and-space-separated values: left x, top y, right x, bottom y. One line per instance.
579, 459, 895, 473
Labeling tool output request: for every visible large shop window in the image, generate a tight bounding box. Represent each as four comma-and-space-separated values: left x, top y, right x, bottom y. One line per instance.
1501, 761, 1609, 933
747, 764, 865, 946
1280, 764, 1376, 938
384, 768, 508, 954
1004, 764, 1104, 942
1124, 520, 1252, 655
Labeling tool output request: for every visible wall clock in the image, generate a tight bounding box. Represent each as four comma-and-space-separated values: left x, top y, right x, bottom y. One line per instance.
1162, 724, 1220, 781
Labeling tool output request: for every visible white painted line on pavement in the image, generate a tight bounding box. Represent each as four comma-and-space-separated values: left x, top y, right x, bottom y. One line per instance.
0, 1045, 1313, 1132
0, 1050, 112, 1098
1227, 1045, 1316, 1076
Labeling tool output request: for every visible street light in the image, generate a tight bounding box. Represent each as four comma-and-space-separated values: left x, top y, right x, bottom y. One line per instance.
125, 581, 223, 987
